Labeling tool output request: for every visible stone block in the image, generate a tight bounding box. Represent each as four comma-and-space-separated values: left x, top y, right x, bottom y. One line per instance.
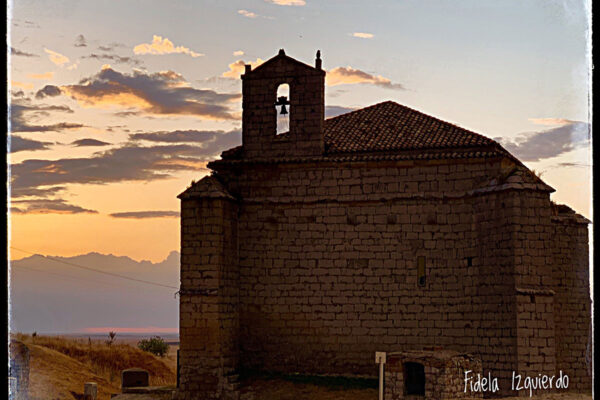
122, 368, 149, 388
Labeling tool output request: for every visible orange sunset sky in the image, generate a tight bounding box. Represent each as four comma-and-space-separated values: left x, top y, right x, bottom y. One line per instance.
8, 0, 592, 263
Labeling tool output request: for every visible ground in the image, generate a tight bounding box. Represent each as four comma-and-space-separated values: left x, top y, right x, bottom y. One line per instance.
13, 334, 175, 400
27, 342, 120, 400
14, 334, 592, 400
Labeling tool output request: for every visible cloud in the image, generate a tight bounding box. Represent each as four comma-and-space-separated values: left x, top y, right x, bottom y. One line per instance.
35, 85, 62, 99
11, 186, 66, 199
12, 19, 40, 29
129, 129, 241, 153
84, 53, 142, 66
10, 47, 39, 57
133, 35, 204, 57
10, 128, 243, 192
74, 34, 87, 47
496, 120, 590, 162
10, 143, 218, 191
326, 88, 348, 98
325, 105, 356, 118
11, 120, 84, 133
109, 211, 180, 219
106, 125, 130, 133
114, 110, 141, 118
12, 81, 34, 90
265, 0, 306, 5
551, 162, 590, 169
27, 72, 54, 80
233, 50, 245, 56
11, 199, 97, 214
10, 136, 53, 152
97, 43, 127, 52
351, 32, 374, 39
60, 67, 240, 119
44, 48, 70, 66
71, 138, 111, 147
237, 9, 273, 19
238, 9, 259, 18
10, 103, 81, 133
222, 58, 265, 78
326, 66, 405, 90
528, 118, 576, 126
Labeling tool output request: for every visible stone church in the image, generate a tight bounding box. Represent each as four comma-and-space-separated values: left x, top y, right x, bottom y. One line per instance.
176, 50, 591, 399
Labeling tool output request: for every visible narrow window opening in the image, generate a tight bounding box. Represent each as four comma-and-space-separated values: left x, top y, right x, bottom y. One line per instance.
466, 257, 473, 267
417, 256, 426, 287
275, 83, 290, 135
404, 362, 425, 396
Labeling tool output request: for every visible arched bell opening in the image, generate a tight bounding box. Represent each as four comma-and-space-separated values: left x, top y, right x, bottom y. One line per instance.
275, 83, 290, 135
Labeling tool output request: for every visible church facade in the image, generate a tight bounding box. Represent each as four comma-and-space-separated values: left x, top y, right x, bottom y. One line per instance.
176, 50, 591, 399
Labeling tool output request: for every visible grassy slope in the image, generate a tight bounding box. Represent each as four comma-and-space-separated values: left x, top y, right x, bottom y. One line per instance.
14, 334, 176, 400
27, 343, 119, 400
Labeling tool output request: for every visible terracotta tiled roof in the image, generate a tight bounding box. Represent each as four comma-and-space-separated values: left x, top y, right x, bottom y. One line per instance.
218, 101, 513, 162
324, 101, 505, 155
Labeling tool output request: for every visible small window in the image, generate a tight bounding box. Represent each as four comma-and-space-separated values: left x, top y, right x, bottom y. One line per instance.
275, 83, 290, 135
466, 257, 473, 267
417, 256, 426, 287
404, 362, 425, 396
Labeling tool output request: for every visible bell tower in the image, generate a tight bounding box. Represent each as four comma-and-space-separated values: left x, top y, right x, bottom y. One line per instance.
241, 49, 325, 158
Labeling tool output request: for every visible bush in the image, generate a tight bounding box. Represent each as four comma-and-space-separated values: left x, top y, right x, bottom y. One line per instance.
138, 336, 169, 357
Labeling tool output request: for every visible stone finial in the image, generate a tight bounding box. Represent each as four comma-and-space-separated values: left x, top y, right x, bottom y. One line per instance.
244, 64, 252, 74
315, 50, 322, 70
278, 48, 285, 55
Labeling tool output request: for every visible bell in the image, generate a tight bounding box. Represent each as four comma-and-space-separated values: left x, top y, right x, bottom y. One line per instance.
280, 104, 288, 115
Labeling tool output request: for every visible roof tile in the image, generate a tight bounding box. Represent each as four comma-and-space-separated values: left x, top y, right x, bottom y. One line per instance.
324, 101, 502, 154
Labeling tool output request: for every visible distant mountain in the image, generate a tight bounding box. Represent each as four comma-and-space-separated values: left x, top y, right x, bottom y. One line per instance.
9, 251, 180, 334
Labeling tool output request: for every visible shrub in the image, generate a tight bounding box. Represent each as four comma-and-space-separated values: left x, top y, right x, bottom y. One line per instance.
106, 331, 117, 346
138, 336, 169, 357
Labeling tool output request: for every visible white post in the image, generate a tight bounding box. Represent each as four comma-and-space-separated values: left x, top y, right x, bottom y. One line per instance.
375, 352, 386, 400
84, 382, 97, 400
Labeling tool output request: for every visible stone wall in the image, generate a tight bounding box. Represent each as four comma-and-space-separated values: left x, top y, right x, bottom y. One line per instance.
551, 214, 591, 391
178, 156, 591, 398
177, 195, 239, 400
9, 339, 29, 400
384, 350, 483, 400
215, 158, 524, 390
510, 190, 557, 386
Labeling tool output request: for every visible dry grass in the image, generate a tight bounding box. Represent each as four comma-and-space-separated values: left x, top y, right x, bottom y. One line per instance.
14, 333, 176, 399
26, 341, 119, 400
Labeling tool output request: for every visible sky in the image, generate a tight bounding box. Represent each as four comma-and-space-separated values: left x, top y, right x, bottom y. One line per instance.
10, 252, 179, 333
8, 0, 592, 264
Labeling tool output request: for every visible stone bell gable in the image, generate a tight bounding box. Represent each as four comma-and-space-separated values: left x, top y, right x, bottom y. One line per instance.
176, 50, 591, 400
241, 49, 325, 158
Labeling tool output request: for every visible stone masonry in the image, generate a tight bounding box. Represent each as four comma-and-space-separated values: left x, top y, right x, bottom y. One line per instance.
384, 349, 483, 400
176, 50, 591, 399
9, 339, 30, 400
